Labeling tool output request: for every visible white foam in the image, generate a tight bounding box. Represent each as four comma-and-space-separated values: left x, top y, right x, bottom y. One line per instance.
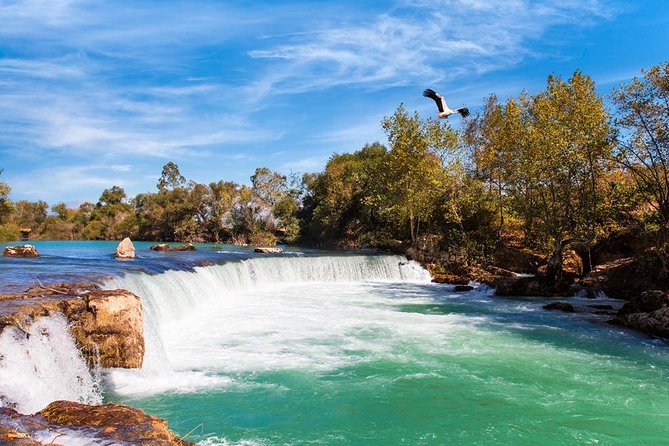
0, 315, 102, 413
101, 255, 465, 397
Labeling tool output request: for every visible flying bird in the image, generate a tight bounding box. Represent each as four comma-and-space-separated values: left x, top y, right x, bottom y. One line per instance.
422, 88, 469, 119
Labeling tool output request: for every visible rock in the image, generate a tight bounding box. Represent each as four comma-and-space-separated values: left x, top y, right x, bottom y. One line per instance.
70, 289, 145, 368
254, 247, 283, 254
495, 276, 572, 297
617, 290, 669, 317
2, 245, 39, 258
169, 243, 196, 251
561, 249, 584, 279
616, 307, 669, 338
613, 291, 669, 338
39, 401, 194, 445
432, 274, 469, 285
576, 254, 665, 300
0, 402, 193, 446
0, 286, 144, 369
454, 285, 474, 292
543, 302, 576, 313
151, 243, 196, 252
492, 246, 544, 274
115, 237, 135, 259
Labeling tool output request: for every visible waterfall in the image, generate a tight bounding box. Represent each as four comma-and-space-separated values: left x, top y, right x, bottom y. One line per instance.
103, 254, 430, 328
0, 315, 102, 413
99, 254, 432, 396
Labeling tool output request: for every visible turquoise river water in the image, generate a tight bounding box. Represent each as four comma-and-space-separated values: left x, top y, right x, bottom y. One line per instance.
0, 241, 668, 445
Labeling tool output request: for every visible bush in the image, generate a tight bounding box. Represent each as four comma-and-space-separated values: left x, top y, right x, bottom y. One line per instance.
0, 223, 21, 242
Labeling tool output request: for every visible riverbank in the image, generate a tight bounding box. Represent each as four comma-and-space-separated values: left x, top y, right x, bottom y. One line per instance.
407, 238, 669, 340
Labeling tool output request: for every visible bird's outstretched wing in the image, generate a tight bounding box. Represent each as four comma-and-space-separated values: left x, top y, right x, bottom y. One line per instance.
457, 107, 470, 118
423, 88, 446, 113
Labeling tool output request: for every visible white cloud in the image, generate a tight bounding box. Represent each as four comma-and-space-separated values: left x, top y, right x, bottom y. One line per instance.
246, 0, 615, 97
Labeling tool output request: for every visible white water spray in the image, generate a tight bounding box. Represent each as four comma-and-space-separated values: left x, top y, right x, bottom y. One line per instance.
0, 315, 102, 413
101, 255, 437, 397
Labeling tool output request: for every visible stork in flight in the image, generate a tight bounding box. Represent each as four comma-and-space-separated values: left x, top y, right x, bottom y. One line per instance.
422, 88, 469, 119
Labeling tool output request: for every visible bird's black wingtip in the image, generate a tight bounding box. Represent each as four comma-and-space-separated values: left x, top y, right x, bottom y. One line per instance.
422, 88, 437, 98
458, 107, 470, 118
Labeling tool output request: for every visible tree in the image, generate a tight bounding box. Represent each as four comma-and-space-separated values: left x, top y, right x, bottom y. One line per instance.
98, 186, 126, 206
611, 61, 669, 272
157, 161, 186, 192
251, 167, 287, 207
51, 202, 69, 220
0, 174, 12, 224
380, 105, 448, 245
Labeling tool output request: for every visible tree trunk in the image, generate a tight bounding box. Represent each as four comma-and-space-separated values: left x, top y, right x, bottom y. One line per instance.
545, 236, 594, 283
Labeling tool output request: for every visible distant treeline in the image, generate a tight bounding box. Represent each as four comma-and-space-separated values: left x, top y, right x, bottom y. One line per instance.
1, 62, 668, 275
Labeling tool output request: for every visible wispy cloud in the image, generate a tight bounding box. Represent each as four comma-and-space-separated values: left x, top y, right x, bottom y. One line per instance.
247, 0, 614, 97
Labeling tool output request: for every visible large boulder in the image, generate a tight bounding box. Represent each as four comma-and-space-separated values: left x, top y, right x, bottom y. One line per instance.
115, 237, 135, 259
576, 255, 664, 299
0, 402, 193, 446
3, 245, 39, 258
0, 286, 144, 369
70, 289, 145, 368
613, 290, 669, 338
492, 246, 544, 274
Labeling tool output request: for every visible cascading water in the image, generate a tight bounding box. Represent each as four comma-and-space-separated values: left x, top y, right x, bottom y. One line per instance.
101, 255, 433, 397
0, 314, 102, 413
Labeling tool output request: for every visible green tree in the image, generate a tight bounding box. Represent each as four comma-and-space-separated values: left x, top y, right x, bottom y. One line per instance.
51, 202, 69, 220
611, 61, 669, 272
157, 161, 186, 192
380, 105, 448, 245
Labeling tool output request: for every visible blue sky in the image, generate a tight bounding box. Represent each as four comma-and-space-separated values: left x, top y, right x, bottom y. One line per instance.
1, 0, 667, 205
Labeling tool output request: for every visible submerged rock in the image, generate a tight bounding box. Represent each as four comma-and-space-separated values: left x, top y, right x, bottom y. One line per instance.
254, 247, 283, 254
454, 285, 474, 292
543, 302, 576, 313
170, 243, 196, 251
0, 402, 193, 445
151, 243, 196, 252
3, 245, 39, 258
115, 237, 135, 259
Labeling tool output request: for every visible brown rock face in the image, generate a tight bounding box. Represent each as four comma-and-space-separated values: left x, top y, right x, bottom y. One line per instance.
2, 245, 39, 258
116, 237, 135, 259
70, 289, 145, 368
38, 401, 194, 445
0, 286, 144, 369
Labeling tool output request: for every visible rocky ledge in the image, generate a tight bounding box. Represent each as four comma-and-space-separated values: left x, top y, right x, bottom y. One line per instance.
611, 290, 669, 338
0, 283, 144, 368
1, 401, 194, 445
